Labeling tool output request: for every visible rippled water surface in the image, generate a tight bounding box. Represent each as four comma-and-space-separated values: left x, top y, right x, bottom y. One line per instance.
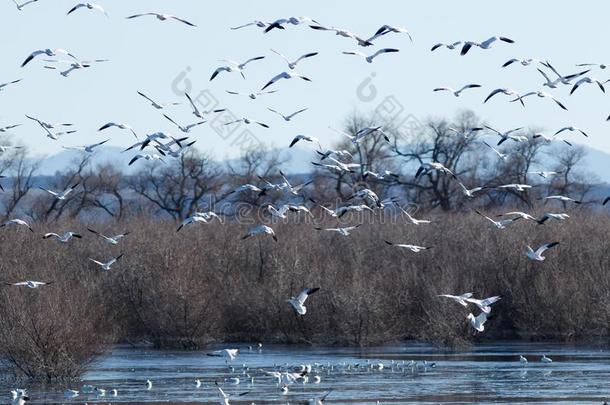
4, 342, 610, 404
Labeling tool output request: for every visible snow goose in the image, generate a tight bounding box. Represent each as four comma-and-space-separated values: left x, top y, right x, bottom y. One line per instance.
484, 88, 525, 106
43, 232, 82, 243
0, 219, 33, 232
496, 211, 536, 221
5, 280, 53, 289
231, 20, 269, 30
457, 182, 487, 198
532, 132, 572, 146
89, 254, 124, 271
67, 3, 107, 16
137, 91, 180, 110
223, 117, 269, 128
309, 25, 373, 47
242, 225, 277, 241
314, 225, 361, 236
176, 215, 208, 232
448, 126, 484, 139
431, 41, 461, 51
370, 25, 413, 42
541, 355, 553, 363
126, 12, 196, 27
461, 36, 514, 55
21, 49, 76, 67
99, 122, 137, 139
541, 195, 582, 204
555, 126, 588, 138
287, 287, 320, 315
163, 114, 205, 133
128, 153, 165, 166
466, 295, 501, 314
210, 56, 265, 81
536, 212, 570, 224
415, 162, 454, 178
342, 48, 400, 63
438, 292, 474, 307
63, 139, 109, 153
475, 210, 520, 229
38, 183, 78, 200
542, 62, 590, 86
271, 49, 319, 70
0, 79, 21, 92
12, 0, 38, 11
510, 91, 567, 110
185, 93, 225, 120
87, 228, 129, 244
384, 240, 430, 253
482, 141, 509, 160
269, 107, 308, 122
526, 242, 559, 261
207, 349, 239, 362
265, 16, 319, 32
570, 76, 608, 94
502, 58, 542, 68
467, 312, 488, 332
485, 125, 526, 146
496, 184, 532, 192
226, 90, 276, 99
261, 71, 311, 90
397, 206, 431, 225
433, 84, 481, 97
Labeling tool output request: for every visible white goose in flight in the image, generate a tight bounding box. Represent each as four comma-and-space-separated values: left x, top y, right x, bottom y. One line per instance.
99, 122, 137, 139
38, 183, 78, 200
230, 20, 269, 30
555, 126, 588, 138
242, 225, 277, 241
415, 162, 454, 178
224, 117, 269, 128
12, 0, 38, 11
532, 133, 572, 146
0, 124, 21, 133
460, 36, 514, 55
309, 25, 373, 47
67, 3, 108, 16
126, 13, 196, 27
510, 91, 567, 111
466, 295, 501, 314
497, 184, 532, 192
89, 254, 124, 271
128, 153, 165, 166
314, 225, 361, 236
502, 58, 542, 68
475, 210, 520, 229
541, 195, 582, 204
448, 126, 484, 139
433, 84, 481, 97
176, 215, 208, 232
542, 62, 590, 87
482, 141, 509, 160
0, 219, 34, 232
438, 292, 474, 307
484, 88, 525, 106
384, 240, 430, 253
570, 76, 608, 95
457, 182, 487, 198
5, 280, 52, 289
261, 71, 311, 90
288, 287, 320, 315
396, 206, 431, 225
225, 90, 276, 100
88, 228, 129, 244
43, 232, 82, 243
265, 16, 319, 32
431, 41, 462, 51
537, 212, 570, 224
137, 91, 180, 110
496, 211, 536, 221
210, 56, 265, 81
162, 114, 205, 133
185, 93, 225, 120
342, 48, 399, 63
21, 49, 76, 67
467, 312, 488, 333
271, 49, 319, 70
63, 139, 109, 153
0, 79, 21, 92
526, 242, 559, 261
269, 108, 308, 122
485, 125, 525, 146
370, 25, 413, 42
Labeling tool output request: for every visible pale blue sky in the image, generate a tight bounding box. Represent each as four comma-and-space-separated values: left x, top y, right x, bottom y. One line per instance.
1, 0, 610, 160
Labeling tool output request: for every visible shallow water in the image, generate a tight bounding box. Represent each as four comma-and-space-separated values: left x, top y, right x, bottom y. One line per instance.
4, 342, 610, 404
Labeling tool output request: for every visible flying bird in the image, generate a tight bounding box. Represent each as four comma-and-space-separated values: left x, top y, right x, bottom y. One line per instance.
460, 36, 514, 55
126, 12, 196, 27
475, 210, 521, 229
433, 84, 481, 97
314, 225, 361, 236
38, 183, 79, 200
526, 242, 559, 261
431, 41, 462, 51
510, 91, 567, 110
570, 76, 608, 95
0, 219, 33, 232
484, 88, 525, 106
438, 292, 474, 307
261, 71, 311, 90
43, 232, 82, 243
63, 139, 109, 153
89, 254, 124, 271
128, 153, 165, 165
268, 107, 308, 121
466, 295, 501, 314
137, 91, 179, 110
67, 3, 108, 16
555, 126, 588, 138
210, 56, 265, 81
5, 280, 52, 289
163, 114, 205, 133
384, 240, 430, 253
287, 287, 320, 315
467, 312, 488, 333
342, 48, 400, 63
88, 228, 129, 244
0, 79, 22, 92
485, 125, 525, 146
99, 122, 137, 139
242, 225, 277, 241
289, 134, 321, 149
271, 49, 319, 69
22, 49, 76, 67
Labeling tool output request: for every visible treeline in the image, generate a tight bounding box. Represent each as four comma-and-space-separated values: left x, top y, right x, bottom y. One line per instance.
0, 110, 605, 381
